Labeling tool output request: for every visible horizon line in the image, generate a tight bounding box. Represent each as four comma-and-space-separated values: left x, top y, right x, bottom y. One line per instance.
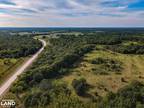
0, 26, 144, 28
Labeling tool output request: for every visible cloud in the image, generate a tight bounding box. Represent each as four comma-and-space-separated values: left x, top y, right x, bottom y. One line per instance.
0, 0, 16, 6
0, 0, 143, 27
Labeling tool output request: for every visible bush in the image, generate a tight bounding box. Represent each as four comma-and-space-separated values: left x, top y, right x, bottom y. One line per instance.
97, 81, 144, 108
91, 57, 123, 74
106, 45, 144, 54
72, 78, 88, 96
33, 73, 43, 83
24, 91, 51, 107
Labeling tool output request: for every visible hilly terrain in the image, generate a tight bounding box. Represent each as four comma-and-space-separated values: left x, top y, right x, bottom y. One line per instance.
1, 31, 143, 108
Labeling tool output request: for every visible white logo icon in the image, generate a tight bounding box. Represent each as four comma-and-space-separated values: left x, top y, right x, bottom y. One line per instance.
0, 99, 15, 107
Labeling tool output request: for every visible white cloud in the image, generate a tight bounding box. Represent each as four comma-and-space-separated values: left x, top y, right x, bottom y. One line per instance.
0, 0, 143, 27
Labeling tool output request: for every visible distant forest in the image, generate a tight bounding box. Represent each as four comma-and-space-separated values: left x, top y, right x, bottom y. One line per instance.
9, 31, 144, 108
0, 27, 144, 33
0, 33, 42, 58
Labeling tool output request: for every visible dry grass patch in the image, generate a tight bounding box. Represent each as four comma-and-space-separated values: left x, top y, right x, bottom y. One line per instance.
62, 49, 144, 99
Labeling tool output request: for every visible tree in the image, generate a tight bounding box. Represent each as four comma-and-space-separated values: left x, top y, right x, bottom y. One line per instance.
72, 78, 88, 96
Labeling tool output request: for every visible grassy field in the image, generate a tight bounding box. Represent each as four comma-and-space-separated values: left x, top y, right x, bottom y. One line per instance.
122, 41, 144, 46
2, 33, 144, 108
62, 48, 144, 98
0, 58, 28, 85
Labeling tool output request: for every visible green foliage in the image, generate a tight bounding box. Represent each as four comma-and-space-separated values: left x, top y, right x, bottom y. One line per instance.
11, 36, 95, 91
33, 72, 44, 83
107, 44, 144, 54
23, 80, 71, 108
24, 91, 51, 107
97, 81, 144, 108
9, 32, 144, 108
91, 57, 123, 74
0, 34, 42, 58
48, 94, 97, 108
72, 78, 88, 96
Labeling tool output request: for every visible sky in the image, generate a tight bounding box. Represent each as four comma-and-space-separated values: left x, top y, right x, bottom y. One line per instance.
0, 0, 144, 27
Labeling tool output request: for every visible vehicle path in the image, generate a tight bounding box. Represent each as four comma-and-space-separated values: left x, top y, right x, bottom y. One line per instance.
0, 39, 46, 97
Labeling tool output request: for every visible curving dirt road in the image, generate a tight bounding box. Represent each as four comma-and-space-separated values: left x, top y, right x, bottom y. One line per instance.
0, 39, 46, 97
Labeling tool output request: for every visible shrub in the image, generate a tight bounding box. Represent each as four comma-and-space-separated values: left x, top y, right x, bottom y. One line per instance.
72, 78, 88, 96
97, 81, 144, 108
91, 57, 123, 74
24, 91, 51, 107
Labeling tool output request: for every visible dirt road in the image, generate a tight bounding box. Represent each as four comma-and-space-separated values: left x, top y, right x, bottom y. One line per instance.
0, 39, 46, 97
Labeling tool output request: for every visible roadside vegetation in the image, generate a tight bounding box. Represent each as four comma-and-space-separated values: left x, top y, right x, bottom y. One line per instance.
0, 58, 26, 84
0, 32, 42, 84
0, 34, 42, 58
2, 31, 144, 108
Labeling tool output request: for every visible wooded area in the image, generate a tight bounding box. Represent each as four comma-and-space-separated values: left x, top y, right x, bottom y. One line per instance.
6, 31, 144, 108
0, 33, 42, 58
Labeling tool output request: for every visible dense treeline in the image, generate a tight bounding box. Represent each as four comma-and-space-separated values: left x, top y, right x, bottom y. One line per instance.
82, 33, 144, 54
9, 32, 144, 108
0, 33, 42, 58
97, 81, 144, 108
11, 35, 95, 92
106, 44, 144, 54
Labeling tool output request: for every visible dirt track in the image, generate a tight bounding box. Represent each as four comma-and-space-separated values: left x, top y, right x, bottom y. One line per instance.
0, 39, 46, 97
